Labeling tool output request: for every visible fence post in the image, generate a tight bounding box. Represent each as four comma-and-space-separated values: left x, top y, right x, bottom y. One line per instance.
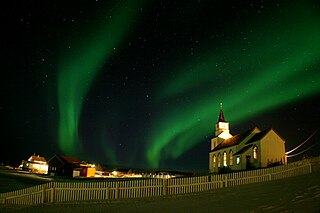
268, 174, 272, 181
308, 164, 312, 174
50, 187, 55, 203
105, 187, 109, 200
162, 179, 167, 196
220, 175, 224, 188
224, 175, 228, 188
42, 186, 45, 204
115, 182, 119, 199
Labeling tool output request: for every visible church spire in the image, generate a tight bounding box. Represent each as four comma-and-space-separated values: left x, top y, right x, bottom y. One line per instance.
218, 102, 226, 122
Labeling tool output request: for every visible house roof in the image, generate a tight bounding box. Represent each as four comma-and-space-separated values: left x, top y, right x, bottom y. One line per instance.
60, 155, 81, 164
211, 127, 257, 152
234, 145, 253, 155
29, 155, 46, 162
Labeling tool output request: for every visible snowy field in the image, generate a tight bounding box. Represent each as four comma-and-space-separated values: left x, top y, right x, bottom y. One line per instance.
1, 170, 320, 212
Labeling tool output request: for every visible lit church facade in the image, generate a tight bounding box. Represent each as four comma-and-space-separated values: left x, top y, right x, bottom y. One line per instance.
209, 105, 287, 173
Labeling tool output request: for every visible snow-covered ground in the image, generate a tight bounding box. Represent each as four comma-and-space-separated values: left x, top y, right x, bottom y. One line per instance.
2, 171, 320, 212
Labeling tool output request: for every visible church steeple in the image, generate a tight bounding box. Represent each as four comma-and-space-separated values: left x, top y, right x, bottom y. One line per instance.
211, 103, 233, 151
215, 103, 230, 136
218, 103, 226, 122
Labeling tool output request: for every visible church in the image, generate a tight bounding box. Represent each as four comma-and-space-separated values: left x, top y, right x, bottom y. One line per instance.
209, 104, 287, 173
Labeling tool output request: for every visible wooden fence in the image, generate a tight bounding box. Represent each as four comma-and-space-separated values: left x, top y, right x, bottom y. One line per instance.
0, 161, 313, 205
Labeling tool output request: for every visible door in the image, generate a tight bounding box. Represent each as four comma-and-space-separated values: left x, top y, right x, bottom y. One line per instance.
246, 155, 251, 169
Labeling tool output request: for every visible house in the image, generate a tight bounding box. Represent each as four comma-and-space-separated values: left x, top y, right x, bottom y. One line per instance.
209, 104, 287, 173
48, 154, 81, 177
48, 154, 82, 177
47, 154, 96, 177
19, 154, 48, 174
79, 162, 96, 177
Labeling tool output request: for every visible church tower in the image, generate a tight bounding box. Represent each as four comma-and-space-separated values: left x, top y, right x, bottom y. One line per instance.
211, 103, 232, 150
215, 103, 230, 136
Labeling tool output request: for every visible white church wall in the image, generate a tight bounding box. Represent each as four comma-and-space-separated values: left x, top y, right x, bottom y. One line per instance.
260, 130, 286, 167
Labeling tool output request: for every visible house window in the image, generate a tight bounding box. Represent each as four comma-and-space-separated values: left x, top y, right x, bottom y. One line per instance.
229, 150, 233, 166
218, 153, 221, 168
253, 146, 258, 160
236, 156, 240, 165
213, 155, 216, 168
223, 152, 227, 167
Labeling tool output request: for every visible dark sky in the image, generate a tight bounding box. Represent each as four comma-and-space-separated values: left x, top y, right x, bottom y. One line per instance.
1, 0, 320, 172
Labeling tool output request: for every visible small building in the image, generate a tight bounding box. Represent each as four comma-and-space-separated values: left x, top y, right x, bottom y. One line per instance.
209, 104, 287, 173
48, 154, 82, 177
19, 154, 48, 174
79, 163, 96, 177
47, 154, 96, 177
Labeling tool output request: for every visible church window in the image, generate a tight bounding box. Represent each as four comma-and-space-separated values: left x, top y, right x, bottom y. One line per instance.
223, 152, 227, 167
217, 153, 221, 167
253, 146, 258, 160
229, 150, 233, 166
236, 156, 240, 165
213, 155, 216, 168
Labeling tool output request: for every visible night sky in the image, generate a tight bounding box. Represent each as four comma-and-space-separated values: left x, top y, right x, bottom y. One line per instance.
2, 0, 320, 172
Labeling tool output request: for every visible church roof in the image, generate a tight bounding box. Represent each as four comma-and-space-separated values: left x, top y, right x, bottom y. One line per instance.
245, 128, 285, 144
217, 103, 226, 122
234, 145, 253, 155
211, 127, 257, 152
218, 109, 226, 122
245, 128, 271, 144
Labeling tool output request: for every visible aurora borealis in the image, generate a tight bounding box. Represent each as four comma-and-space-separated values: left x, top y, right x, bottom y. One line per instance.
57, 0, 145, 157
147, 1, 320, 167
2, 0, 320, 171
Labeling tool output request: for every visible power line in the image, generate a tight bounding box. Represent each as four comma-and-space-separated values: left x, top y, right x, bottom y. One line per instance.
285, 128, 319, 155
286, 141, 319, 158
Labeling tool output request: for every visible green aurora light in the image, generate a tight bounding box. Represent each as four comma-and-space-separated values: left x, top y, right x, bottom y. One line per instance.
57, 1, 144, 157
147, 3, 320, 168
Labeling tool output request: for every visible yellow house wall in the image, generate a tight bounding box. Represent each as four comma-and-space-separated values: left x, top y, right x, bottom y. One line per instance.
209, 152, 213, 173
240, 148, 252, 170
260, 130, 286, 167
86, 167, 96, 177
211, 138, 218, 150
232, 155, 242, 170
235, 128, 260, 151
209, 147, 237, 173
211, 137, 226, 150
230, 148, 253, 171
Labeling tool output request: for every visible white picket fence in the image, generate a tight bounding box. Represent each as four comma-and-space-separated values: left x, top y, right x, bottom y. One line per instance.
0, 160, 313, 205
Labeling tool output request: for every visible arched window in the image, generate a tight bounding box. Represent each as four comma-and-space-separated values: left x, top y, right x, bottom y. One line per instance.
213, 155, 216, 168
223, 152, 227, 167
236, 156, 240, 165
217, 153, 221, 168
253, 146, 258, 160
229, 150, 233, 166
